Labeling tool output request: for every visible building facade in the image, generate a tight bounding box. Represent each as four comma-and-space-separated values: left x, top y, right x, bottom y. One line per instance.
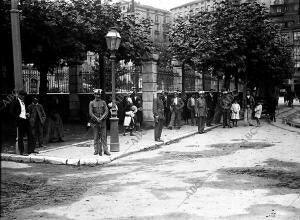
170, 0, 214, 20
270, 0, 300, 94
119, 0, 171, 44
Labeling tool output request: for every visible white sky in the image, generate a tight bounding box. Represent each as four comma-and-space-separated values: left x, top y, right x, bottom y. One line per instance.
114, 0, 194, 11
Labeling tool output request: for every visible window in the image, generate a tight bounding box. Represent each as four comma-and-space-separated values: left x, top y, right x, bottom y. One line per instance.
293, 31, 300, 42
294, 46, 300, 68
123, 6, 126, 10
155, 15, 158, 23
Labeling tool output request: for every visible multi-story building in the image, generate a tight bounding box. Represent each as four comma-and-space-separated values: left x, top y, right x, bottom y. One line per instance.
170, 0, 214, 20
170, 0, 273, 21
118, 0, 171, 44
269, 0, 300, 94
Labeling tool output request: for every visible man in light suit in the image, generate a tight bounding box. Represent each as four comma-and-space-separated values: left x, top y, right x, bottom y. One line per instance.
195, 91, 207, 134
28, 97, 46, 151
168, 91, 184, 129
153, 90, 165, 142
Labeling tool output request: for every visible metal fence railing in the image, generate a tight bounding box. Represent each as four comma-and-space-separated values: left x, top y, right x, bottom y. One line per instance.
23, 67, 69, 94
157, 66, 177, 92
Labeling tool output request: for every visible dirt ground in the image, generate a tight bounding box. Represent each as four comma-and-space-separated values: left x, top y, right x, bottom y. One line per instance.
1, 122, 300, 220
1, 163, 93, 219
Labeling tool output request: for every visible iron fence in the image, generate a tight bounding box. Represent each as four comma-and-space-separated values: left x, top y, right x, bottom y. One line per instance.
157, 66, 177, 92
116, 65, 142, 92
80, 71, 94, 93
23, 67, 69, 94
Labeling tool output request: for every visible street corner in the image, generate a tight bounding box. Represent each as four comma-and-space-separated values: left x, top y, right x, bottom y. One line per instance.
44, 156, 67, 165
66, 158, 81, 166
80, 157, 104, 166
29, 155, 46, 163
1, 154, 31, 163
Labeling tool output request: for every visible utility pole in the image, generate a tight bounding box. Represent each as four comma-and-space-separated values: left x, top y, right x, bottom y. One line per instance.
131, 0, 139, 90
131, 0, 134, 12
11, 0, 23, 90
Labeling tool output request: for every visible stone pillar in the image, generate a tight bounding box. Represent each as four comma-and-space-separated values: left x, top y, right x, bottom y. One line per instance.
69, 63, 82, 121
142, 54, 159, 128
195, 71, 202, 91
171, 58, 182, 91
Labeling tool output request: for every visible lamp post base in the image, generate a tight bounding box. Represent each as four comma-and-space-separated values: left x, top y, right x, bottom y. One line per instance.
110, 117, 119, 152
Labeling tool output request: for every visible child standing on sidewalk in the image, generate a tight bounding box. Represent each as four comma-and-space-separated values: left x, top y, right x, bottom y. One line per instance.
254, 101, 263, 127
230, 99, 240, 127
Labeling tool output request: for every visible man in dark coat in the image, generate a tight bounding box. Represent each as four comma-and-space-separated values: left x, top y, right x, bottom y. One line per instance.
221, 90, 234, 128
162, 91, 171, 126
130, 87, 143, 130
28, 97, 46, 151
206, 89, 215, 126
244, 90, 255, 126
195, 91, 207, 133
9, 90, 30, 155
153, 90, 165, 142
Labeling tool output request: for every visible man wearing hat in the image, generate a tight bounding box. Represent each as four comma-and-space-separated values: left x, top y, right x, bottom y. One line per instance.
206, 89, 216, 126
10, 90, 30, 155
153, 90, 165, 142
195, 91, 207, 134
28, 96, 46, 151
130, 87, 143, 130
221, 89, 234, 128
89, 89, 110, 156
168, 90, 184, 129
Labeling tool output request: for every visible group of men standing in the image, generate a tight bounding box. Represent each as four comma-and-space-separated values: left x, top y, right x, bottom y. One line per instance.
10, 90, 46, 155
153, 90, 216, 141
152, 89, 261, 142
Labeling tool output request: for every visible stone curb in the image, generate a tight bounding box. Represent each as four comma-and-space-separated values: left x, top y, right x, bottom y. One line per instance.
284, 117, 300, 128
1, 125, 220, 166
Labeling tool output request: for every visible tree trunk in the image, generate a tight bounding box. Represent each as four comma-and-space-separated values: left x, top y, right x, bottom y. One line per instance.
243, 72, 248, 109
39, 67, 48, 96
234, 75, 238, 91
202, 71, 205, 91
98, 54, 105, 90
181, 62, 185, 92
224, 74, 230, 90
38, 66, 49, 109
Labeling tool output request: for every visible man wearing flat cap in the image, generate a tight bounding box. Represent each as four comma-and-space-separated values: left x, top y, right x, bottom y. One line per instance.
89, 89, 110, 156
195, 91, 207, 134
153, 90, 165, 142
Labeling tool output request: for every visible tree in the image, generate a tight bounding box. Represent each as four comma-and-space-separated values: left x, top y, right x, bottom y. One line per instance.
1, 0, 153, 95
169, 0, 294, 94
169, 16, 195, 91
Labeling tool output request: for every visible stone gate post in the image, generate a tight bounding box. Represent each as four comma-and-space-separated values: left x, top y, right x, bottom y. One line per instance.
69, 62, 83, 121
171, 58, 182, 91
142, 54, 159, 128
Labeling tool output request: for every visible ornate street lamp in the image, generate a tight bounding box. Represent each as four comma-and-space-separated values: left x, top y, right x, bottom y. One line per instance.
105, 28, 121, 152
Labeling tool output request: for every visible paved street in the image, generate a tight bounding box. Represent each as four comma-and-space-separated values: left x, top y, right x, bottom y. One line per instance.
2, 121, 300, 220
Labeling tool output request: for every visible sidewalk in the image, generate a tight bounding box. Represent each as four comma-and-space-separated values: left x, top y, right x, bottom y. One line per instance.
2, 101, 299, 166
273, 98, 300, 131
1, 124, 219, 166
